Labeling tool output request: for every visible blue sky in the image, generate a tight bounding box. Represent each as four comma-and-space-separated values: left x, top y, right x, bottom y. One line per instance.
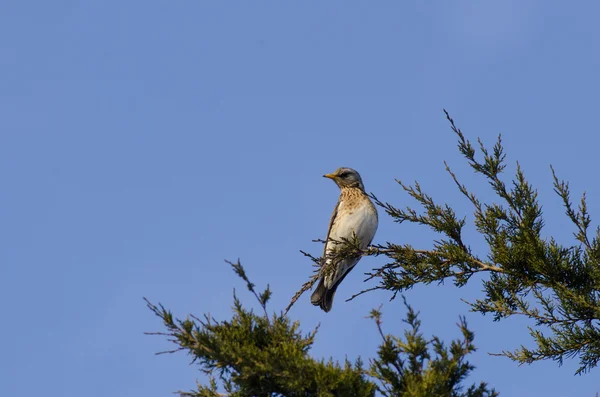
1, 1, 599, 396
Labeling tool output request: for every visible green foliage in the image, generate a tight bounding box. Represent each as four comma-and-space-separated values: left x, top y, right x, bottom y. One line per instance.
368, 298, 497, 397
146, 260, 375, 397
146, 261, 495, 396
359, 111, 600, 374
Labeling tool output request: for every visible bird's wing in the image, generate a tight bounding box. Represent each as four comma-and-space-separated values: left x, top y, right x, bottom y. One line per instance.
321, 199, 340, 264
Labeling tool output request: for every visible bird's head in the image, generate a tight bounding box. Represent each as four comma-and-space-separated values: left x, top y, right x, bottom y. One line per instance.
323, 167, 365, 191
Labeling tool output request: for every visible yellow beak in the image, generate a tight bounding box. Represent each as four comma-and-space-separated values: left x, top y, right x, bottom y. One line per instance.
323, 173, 336, 179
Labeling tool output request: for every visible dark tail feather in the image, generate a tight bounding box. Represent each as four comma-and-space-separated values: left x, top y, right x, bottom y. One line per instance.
310, 278, 337, 312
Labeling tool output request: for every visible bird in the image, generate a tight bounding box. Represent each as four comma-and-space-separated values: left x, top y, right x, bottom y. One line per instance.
310, 167, 378, 312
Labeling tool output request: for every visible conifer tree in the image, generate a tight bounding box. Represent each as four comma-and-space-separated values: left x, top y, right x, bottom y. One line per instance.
354, 111, 600, 374
146, 261, 497, 397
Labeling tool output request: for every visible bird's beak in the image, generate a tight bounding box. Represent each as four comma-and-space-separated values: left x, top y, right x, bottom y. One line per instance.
323, 173, 336, 180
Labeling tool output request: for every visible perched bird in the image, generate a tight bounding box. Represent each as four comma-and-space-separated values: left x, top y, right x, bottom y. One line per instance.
310, 167, 378, 312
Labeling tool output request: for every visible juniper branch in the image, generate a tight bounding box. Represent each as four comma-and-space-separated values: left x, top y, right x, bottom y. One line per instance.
352, 110, 600, 374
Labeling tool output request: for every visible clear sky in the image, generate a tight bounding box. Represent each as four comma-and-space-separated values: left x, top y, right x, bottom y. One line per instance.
1, 1, 599, 396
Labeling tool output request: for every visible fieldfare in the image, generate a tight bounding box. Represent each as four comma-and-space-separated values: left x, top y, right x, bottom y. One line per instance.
310, 167, 378, 312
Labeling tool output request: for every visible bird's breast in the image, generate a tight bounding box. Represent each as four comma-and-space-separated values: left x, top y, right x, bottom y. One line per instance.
329, 198, 378, 248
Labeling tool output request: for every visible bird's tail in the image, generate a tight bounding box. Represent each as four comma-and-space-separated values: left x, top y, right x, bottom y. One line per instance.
310, 278, 337, 313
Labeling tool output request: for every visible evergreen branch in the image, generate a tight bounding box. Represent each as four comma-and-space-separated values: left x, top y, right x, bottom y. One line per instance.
357, 110, 600, 373
346, 244, 504, 302
345, 286, 381, 302
226, 259, 271, 324
551, 165, 593, 250
284, 268, 320, 315
367, 298, 498, 397
367, 247, 503, 273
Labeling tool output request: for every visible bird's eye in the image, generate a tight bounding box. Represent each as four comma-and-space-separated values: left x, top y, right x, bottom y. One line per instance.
338, 172, 350, 178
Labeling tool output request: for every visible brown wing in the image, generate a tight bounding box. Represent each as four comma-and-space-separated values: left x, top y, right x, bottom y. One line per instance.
321, 199, 340, 265
310, 199, 341, 312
